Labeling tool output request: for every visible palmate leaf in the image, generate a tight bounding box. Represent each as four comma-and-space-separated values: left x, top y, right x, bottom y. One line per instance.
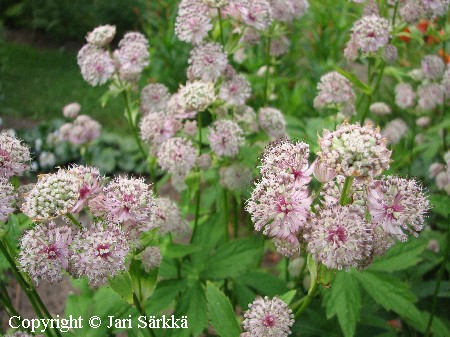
326, 271, 361, 337
206, 282, 241, 337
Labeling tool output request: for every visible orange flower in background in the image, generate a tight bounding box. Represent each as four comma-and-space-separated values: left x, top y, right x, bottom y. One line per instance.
400, 27, 411, 43
438, 49, 450, 64
417, 19, 430, 34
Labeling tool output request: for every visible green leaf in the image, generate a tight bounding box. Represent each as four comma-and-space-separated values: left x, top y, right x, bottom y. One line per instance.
354, 270, 426, 331
429, 195, 450, 218
369, 240, 427, 272
326, 271, 361, 337
108, 272, 134, 305
146, 279, 187, 314
307, 254, 318, 292
164, 243, 202, 258
206, 282, 241, 337
129, 259, 158, 306
335, 67, 372, 94
202, 237, 264, 280
234, 271, 289, 297
279, 290, 297, 305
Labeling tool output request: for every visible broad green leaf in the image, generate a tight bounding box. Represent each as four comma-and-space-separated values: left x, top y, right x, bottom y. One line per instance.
129, 259, 159, 306
419, 312, 450, 337
354, 270, 426, 331
307, 254, 318, 292
326, 271, 361, 337
206, 282, 241, 337
429, 195, 450, 218
234, 271, 289, 296
335, 67, 372, 94
109, 272, 134, 305
369, 240, 427, 272
164, 243, 202, 258
280, 290, 297, 305
147, 279, 187, 314
202, 237, 264, 280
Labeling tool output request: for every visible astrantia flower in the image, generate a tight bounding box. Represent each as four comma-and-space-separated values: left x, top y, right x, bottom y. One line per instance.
22, 169, 82, 221
0, 131, 31, 178
59, 115, 101, 145
381, 119, 409, 145
318, 122, 391, 178
273, 235, 301, 259
157, 137, 197, 187
116, 32, 150, 81
422, 55, 445, 80
351, 15, 391, 53
369, 102, 391, 115
421, 0, 450, 17
197, 153, 212, 170
140, 83, 171, 115
399, 1, 425, 23
203, 0, 229, 7
140, 112, 182, 145
234, 105, 259, 133
68, 165, 104, 213
208, 120, 245, 158
239, 0, 273, 30
258, 107, 287, 139
382, 44, 398, 64
367, 176, 430, 241
363, 0, 380, 15
19, 222, 71, 284
270, 35, 290, 57
137, 246, 162, 272
103, 176, 156, 236
219, 74, 252, 106
418, 83, 444, 110
178, 81, 216, 113
313, 160, 337, 184
319, 175, 366, 207
246, 179, 312, 240
77, 44, 115, 86
306, 205, 372, 270
313, 71, 355, 109
0, 178, 16, 222
260, 139, 312, 187
188, 43, 228, 82
63, 102, 81, 119
69, 222, 129, 285
175, 0, 212, 44
443, 67, 450, 97
86, 25, 116, 47
152, 197, 191, 236
220, 164, 254, 191
395, 83, 415, 109
242, 296, 294, 337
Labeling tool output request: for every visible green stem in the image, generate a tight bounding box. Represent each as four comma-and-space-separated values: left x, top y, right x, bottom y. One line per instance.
360, 60, 386, 124
66, 213, 83, 229
233, 196, 239, 239
264, 36, 272, 105
392, 0, 399, 27
217, 8, 225, 46
122, 90, 148, 160
339, 177, 354, 206
294, 281, 319, 319
425, 215, 450, 337
190, 111, 203, 244
223, 189, 229, 241
133, 293, 156, 337
0, 284, 31, 333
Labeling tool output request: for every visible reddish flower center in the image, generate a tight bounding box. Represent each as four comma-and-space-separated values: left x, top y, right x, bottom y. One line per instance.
275, 196, 291, 215
262, 315, 276, 327
327, 226, 347, 244
96, 244, 111, 258
79, 185, 90, 199
43, 245, 59, 259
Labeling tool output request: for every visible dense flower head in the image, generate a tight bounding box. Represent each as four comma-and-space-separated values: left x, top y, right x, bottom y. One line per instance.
140, 83, 171, 115
382, 44, 398, 64
306, 205, 372, 270
137, 246, 162, 272
319, 175, 366, 207
178, 81, 216, 113
86, 25, 116, 47
395, 83, 416, 109
219, 74, 252, 106
197, 153, 212, 170
260, 139, 312, 187
271, 0, 309, 22
350, 14, 392, 53
152, 197, 191, 236
203, 0, 229, 7
370, 102, 392, 115
242, 296, 294, 337
0, 177, 16, 222
313, 71, 355, 109
68, 165, 104, 213
77, 44, 115, 86
239, 0, 273, 30
258, 107, 287, 139
22, 169, 82, 221
400, 1, 425, 23
270, 35, 290, 57
116, 32, 150, 81
157, 137, 197, 185
140, 112, 182, 145
103, 176, 156, 236
382, 119, 409, 145
19, 222, 71, 284
422, 55, 445, 80
367, 176, 430, 241
0, 131, 31, 178
188, 43, 228, 82
69, 222, 129, 285
208, 120, 245, 158
421, 0, 450, 17
363, 0, 380, 15
63, 102, 81, 119
443, 67, 450, 96
247, 178, 312, 243
220, 164, 254, 191
234, 105, 259, 133
273, 235, 301, 259
59, 115, 101, 145
418, 83, 444, 110
318, 122, 391, 178
175, 0, 212, 44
